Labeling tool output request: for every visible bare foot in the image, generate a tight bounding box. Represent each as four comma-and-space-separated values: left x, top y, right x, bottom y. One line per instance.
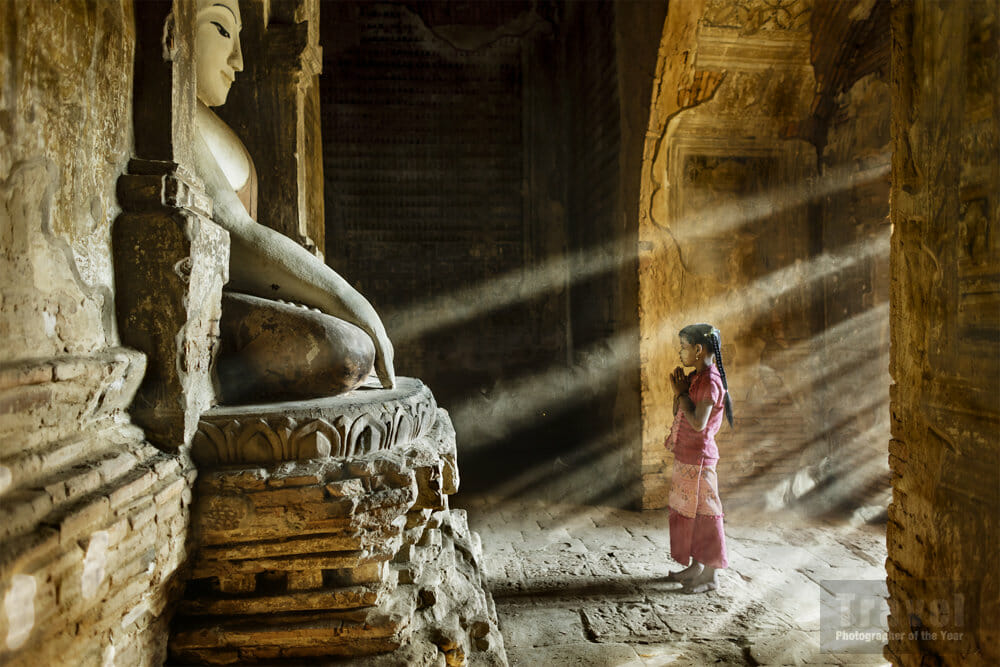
682, 566, 718, 594
666, 561, 703, 582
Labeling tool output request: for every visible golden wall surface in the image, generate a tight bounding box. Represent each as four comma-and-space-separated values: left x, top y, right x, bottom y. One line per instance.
637, 0, 893, 515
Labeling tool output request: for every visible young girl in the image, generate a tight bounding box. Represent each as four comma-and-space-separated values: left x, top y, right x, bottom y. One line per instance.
664, 323, 734, 593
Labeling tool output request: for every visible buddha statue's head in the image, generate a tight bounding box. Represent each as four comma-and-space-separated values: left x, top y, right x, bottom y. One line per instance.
195, 0, 244, 107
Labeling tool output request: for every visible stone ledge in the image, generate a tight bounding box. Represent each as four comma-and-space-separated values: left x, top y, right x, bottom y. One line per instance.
192, 377, 439, 465
0, 349, 146, 460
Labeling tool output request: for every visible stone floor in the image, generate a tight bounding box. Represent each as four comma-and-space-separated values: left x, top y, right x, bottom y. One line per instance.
459, 498, 890, 667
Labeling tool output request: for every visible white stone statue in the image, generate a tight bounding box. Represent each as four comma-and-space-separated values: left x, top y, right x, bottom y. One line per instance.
191, 0, 395, 401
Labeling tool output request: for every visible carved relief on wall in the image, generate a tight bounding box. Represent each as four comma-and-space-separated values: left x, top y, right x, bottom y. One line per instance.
709, 69, 814, 119
955, 12, 998, 351
678, 154, 777, 284
702, 0, 811, 34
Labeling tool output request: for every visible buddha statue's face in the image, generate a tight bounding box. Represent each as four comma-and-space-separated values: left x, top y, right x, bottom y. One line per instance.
195, 0, 244, 107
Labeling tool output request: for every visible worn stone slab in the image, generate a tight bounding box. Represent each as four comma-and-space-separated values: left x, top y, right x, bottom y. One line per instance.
498, 606, 587, 648
616, 551, 676, 579
483, 555, 527, 595
192, 551, 373, 578
629, 640, 749, 666
198, 533, 367, 561
173, 637, 403, 663
520, 552, 593, 579
746, 629, 823, 665
656, 596, 784, 639
507, 642, 639, 666
581, 603, 676, 644
796, 563, 886, 591
171, 606, 413, 650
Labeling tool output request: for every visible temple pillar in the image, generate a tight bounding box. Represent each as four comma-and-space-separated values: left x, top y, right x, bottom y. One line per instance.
113, 0, 230, 449
0, 1, 207, 663
886, 0, 999, 663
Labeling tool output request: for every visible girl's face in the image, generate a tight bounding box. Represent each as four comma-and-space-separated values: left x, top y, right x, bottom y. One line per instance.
678, 335, 699, 368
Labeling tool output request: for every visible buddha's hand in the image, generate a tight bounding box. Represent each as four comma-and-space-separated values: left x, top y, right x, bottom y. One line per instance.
335, 284, 395, 389
372, 327, 396, 389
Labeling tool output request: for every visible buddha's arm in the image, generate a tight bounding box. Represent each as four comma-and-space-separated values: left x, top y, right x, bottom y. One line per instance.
192, 132, 396, 389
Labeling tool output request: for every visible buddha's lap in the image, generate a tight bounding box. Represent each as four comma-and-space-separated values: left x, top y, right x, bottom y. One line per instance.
216, 292, 375, 402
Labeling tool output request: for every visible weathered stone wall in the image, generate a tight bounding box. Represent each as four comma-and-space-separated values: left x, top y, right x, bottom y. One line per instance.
0, 1, 192, 664
0, 0, 128, 359
887, 0, 999, 663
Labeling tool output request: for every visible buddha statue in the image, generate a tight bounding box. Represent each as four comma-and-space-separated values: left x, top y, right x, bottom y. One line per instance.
190, 0, 395, 403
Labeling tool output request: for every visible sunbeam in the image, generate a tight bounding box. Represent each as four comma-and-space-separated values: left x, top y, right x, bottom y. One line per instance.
665, 157, 890, 244
452, 228, 890, 451
386, 158, 890, 344
647, 230, 890, 347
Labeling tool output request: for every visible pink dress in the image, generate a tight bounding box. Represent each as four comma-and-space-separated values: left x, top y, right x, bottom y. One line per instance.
665, 365, 728, 569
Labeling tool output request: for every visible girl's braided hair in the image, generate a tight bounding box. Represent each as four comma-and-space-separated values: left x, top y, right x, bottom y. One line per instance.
679, 323, 734, 427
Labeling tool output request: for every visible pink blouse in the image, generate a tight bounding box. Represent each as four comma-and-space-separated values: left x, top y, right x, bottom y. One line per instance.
673, 365, 726, 464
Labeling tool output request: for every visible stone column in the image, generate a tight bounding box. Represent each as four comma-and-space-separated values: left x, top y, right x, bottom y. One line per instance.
0, 1, 213, 663
114, 161, 229, 448
887, 0, 999, 663
113, 0, 230, 449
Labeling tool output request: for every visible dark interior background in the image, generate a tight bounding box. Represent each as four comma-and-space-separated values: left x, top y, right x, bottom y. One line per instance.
320, 0, 630, 501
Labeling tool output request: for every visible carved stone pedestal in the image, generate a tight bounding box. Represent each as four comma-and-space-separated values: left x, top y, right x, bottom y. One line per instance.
169, 379, 507, 665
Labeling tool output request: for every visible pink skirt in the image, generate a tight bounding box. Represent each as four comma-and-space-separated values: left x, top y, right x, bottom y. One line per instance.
668, 457, 728, 569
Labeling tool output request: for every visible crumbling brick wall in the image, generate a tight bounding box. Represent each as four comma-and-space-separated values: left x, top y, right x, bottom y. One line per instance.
0, 2, 191, 664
